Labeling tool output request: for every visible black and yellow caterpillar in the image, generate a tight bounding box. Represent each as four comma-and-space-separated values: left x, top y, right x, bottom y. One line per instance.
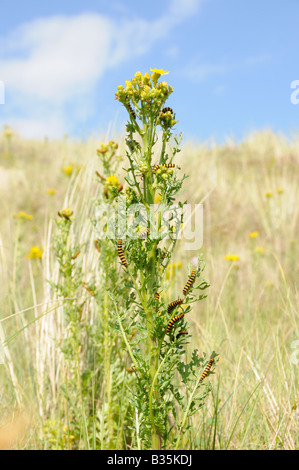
167, 298, 183, 314
138, 227, 150, 238
183, 269, 197, 295
117, 239, 128, 268
176, 329, 188, 339
166, 312, 184, 334
127, 103, 136, 120
155, 292, 160, 301
199, 358, 215, 382
152, 163, 181, 173
161, 107, 173, 115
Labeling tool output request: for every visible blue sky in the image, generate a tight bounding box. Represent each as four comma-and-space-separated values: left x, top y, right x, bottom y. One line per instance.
0, 0, 299, 142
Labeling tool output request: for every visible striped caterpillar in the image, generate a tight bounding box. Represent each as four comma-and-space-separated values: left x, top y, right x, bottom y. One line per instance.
152, 163, 181, 174
161, 107, 173, 115
117, 239, 128, 268
167, 298, 183, 314
127, 103, 136, 120
199, 358, 215, 382
138, 228, 150, 238
166, 312, 184, 334
176, 329, 188, 339
183, 269, 197, 295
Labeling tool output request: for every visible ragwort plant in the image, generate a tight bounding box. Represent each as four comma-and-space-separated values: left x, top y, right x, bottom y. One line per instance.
94, 69, 218, 450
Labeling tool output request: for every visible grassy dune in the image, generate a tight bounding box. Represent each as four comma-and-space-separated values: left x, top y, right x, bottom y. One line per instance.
0, 129, 298, 449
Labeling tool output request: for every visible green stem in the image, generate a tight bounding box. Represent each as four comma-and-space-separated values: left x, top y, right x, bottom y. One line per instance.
104, 288, 113, 448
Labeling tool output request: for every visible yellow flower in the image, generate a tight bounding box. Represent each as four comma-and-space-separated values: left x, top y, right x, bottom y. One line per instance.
134, 71, 143, 80
154, 194, 162, 204
150, 68, 169, 76
265, 191, 273, 198
97, 143, 109, 154
151, 68, 169, 85
26, 246, 43, 259
254, 247, 265, 254
3, 126, 13, 137
249, 231, 259, 238
106, 175, 120, 187
225, 255, 240, 261
62, 164, 73, 176
46, 188, 56, 195
2, 153, 11, 158
277, 188, 284, 194
13, 211, 33, 221
58, 208, 73, 221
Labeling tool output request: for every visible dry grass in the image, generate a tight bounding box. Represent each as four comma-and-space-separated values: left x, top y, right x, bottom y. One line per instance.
0, 129, 298, 449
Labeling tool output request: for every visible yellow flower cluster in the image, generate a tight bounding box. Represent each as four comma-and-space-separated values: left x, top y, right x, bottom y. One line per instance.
26, 246, 43, 259
96, 141, 118, 161
13, 211, 33, 221
115, 69, 174, 113
106, 175, 120, 187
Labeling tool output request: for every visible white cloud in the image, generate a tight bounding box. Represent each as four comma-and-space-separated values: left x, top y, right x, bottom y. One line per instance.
1, 15, 116, 102
0, 0, 202, 137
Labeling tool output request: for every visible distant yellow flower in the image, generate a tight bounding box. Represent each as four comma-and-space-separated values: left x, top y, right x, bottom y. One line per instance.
166, 262, 182, 279
265, 191, 273, 198
249, 231, 259, 238
3, 126, 13, 137
225, 255, 240, 261
13, 211, 33, 221
2, 153, 10, 158
254, 247, 265, 254
154, 194, 162, 204
46, 188, 56, 195
62, 164, 73, 176
26, 246, 43, 259
97, 143, 109, 154
277, 188, 284, 194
